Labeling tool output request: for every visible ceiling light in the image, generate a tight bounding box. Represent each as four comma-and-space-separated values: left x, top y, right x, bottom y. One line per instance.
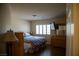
32, 15, 37, 17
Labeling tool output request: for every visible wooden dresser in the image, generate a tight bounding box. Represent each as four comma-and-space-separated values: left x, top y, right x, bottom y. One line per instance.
2, 32, 24, 56
51, 35, 66, 48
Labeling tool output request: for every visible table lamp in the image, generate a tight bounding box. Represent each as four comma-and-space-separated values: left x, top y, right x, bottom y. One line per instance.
2, 30, 18, 56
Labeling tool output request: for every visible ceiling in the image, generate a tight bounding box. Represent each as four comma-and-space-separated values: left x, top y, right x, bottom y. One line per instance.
9, 3, 66, 20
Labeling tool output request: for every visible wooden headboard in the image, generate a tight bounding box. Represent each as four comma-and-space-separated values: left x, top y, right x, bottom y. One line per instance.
13, 32, 24, 56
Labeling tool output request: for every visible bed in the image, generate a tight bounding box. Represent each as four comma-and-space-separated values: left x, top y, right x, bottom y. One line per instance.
23, 33, 46, 53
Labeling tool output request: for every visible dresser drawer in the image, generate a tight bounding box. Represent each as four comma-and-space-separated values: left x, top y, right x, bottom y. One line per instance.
51, 35, 66, 48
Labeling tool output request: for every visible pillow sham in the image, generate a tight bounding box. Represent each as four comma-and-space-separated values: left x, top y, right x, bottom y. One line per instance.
23, 32, 30, 37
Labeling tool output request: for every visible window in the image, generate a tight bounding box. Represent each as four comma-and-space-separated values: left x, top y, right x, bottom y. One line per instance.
39, 25, 42, 34
36, 25, 39, 34
36, 24, 50, 35
47, 24, 50, 34
43, 25, 46, 34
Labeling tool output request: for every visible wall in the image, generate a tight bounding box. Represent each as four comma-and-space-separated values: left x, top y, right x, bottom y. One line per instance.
0, 4, 31, 55
11, 19, 30, 33
0, 4, 31, 33
0, 6, 2, 33
31, 16, 66, 44
0, 4, 11, 33
9, 4, 31, 33
0, 4, 11, 55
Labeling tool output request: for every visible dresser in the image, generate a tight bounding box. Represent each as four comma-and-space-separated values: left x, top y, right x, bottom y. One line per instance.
51, 35, 66, 48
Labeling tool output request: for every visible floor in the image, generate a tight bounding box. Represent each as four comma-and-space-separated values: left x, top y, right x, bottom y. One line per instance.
25, 45, 66, 56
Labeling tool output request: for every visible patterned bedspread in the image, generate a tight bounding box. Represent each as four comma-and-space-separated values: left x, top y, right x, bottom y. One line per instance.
24, 35, 46, 46
24, 35, 46, 53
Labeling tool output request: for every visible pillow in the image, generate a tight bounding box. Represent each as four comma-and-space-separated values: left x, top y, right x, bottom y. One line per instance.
23, 32, 30, 37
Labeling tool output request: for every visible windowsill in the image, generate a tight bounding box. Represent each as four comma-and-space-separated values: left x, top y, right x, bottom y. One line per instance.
35, 34, 50, 36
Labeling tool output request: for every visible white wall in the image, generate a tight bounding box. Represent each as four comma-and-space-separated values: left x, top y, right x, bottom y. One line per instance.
0, 4, 11, 55
0, 4, 31, 33
0, 4, 30, 33
0, 4, 31, 55
9, 4, 30, 33
11, 18, 30, 33
0, 4, 11, 33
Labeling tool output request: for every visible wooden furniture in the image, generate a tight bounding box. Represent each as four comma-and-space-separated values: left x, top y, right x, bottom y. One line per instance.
7, 32, 24, 56
6, 41, 16, 56
1, 32, 24, 56
51, 35, 66, 48
1, 31, 18, 56
14, 32, 24, 56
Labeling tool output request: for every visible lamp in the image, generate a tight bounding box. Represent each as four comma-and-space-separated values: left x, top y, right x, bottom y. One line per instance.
2, 30, 18, 56
3, 31, 18, 42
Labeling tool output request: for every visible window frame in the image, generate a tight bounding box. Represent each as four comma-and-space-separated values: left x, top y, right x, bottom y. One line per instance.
36, 24, 51, 35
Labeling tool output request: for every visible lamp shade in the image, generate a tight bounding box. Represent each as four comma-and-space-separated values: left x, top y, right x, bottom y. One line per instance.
3, 32, 18, 42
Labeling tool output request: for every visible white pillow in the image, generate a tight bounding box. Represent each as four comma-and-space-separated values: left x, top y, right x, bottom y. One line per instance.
25, 33, 30, 35
24, 32, 30, 37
